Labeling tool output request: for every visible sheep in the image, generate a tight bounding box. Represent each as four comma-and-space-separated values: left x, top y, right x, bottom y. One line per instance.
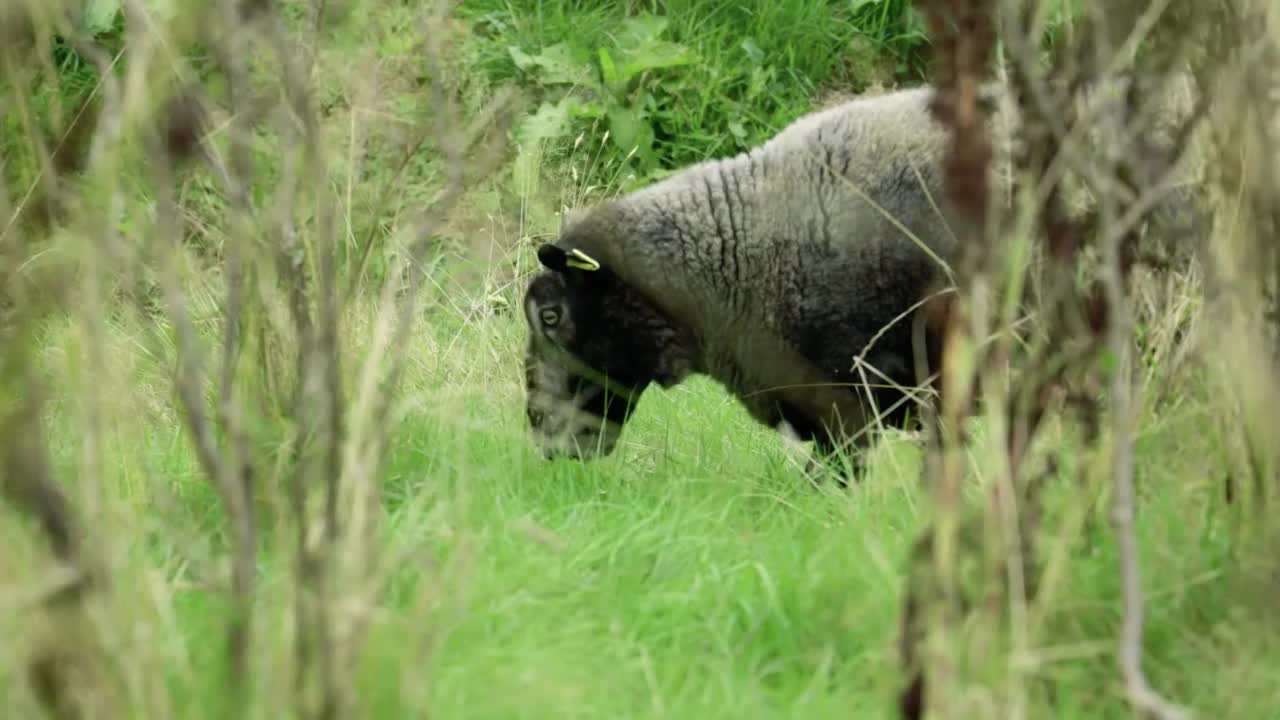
520, 77, 1201, 473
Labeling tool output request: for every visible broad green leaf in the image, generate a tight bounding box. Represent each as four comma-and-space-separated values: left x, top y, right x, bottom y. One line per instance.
740, 38, 765, 64
84, 0, 122, 33
87, 0, 176, 30
512, 97, 578, 198
508, 43, 593, 87
533, 43, 593, 86
607, 104, 655, 168
569, 100, 607, 120
618, 42, 693, 83
508, 45, 539, 71
514, 97, 577, 146
746, 65, 773, 100
616, 15, 670, 50
607, 105, 643, 157
598, 47, 621, 97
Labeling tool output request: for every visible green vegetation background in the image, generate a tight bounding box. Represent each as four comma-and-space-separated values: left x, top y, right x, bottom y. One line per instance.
2, 1, 1276, 718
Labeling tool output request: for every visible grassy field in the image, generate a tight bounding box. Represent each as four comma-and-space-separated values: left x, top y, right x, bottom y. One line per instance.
17, 274, 1277, 719
3, 1, 1280, 719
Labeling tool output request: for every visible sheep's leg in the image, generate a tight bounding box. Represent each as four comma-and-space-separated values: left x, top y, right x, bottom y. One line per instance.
807, 433, 869, 487
775, 416, 869, 487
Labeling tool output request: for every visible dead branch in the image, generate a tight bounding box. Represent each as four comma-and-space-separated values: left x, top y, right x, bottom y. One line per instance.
1097, 66, 1192, 720
0, 376, 92, 600
1104, 269, 1190, 720
897, 0, 1212, 716
0, 10, 124, 718
171, 2, 520, 717
134, 0, 260, 697
904, 1, 1000, 717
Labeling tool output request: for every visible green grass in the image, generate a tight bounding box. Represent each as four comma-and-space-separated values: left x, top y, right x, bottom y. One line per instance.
457, 0, 928, 202
5, 294, 1276, 718
3, 1, 1280, 718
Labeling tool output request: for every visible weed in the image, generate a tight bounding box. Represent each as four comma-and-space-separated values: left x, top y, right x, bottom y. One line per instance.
1, 1, 1278, 719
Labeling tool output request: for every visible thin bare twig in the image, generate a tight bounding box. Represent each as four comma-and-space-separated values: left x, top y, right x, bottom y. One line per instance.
1101, 142, 1192, 720
136, 1, 259, 692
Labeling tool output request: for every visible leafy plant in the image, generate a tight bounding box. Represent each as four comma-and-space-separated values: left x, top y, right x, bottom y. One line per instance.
507, 13, 695, 195
466, 1, 940, 204
848, 0, 932, 80
84, 0, 177, 34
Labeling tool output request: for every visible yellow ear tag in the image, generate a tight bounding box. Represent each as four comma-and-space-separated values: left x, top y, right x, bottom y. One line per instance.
564, 248, 601, 271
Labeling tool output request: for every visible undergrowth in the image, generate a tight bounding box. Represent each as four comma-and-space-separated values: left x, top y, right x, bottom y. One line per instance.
1, 1, 1278, 719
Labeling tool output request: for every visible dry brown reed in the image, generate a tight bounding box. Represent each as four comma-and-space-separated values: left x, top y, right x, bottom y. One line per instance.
1, 1, 515, 717
898, 1, 1278, 719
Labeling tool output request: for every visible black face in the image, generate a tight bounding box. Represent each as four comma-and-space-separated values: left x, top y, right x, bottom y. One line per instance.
522, 244, 692, 460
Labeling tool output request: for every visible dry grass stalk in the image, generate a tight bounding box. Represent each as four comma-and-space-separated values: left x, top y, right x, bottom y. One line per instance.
4, 1, 1277, 718
0, 6, 123, 720
1193, 0, 1280, 525
900, 0, 1213, 717
904, 0, 1001, 716
2, 0, 515, 717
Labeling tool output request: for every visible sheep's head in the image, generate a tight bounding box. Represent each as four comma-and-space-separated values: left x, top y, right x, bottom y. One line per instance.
522, 243, 694, 460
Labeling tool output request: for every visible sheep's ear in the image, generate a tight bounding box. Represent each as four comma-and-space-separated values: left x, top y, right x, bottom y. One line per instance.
537, 245, 601, 273
565, 248, 601, 271
536, 244, 568, 272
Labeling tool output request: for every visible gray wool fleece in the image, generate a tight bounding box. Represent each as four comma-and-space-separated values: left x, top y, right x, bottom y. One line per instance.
548, 75, 1195, 440
556, 87, 1014, 426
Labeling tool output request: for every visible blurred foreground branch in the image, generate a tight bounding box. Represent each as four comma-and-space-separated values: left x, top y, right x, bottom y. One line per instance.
2, 0, 516, 717
900, 0, 1214, 717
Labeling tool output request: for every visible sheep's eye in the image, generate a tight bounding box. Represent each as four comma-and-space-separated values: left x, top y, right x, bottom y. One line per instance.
539, 307, 561, 327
